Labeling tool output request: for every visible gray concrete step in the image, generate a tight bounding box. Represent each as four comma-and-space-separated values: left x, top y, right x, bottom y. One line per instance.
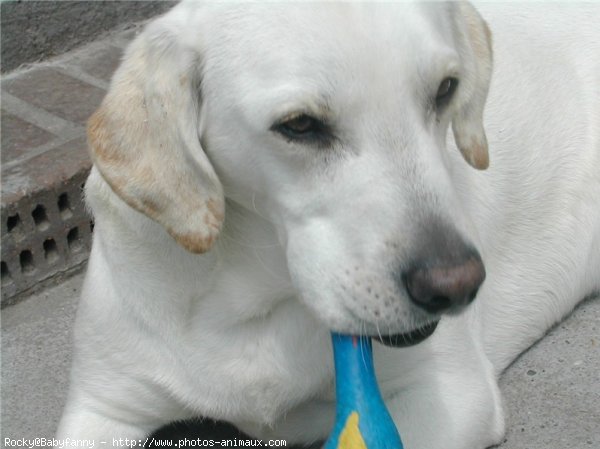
0, 1, 174, 73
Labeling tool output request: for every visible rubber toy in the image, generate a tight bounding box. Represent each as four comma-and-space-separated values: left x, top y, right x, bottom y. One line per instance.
325, 334, 404, 449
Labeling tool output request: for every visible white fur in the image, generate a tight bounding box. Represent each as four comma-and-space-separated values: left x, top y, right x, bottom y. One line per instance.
57, 2, 600, 448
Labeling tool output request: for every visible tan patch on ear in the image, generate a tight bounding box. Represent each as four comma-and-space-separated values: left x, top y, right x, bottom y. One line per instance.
87, 109, 127, 197
88, 106, 146, 206
462, 139, 489, 170
206, 198, 225, 223
88, 109, 122, 164
183, 198, 225, 253
139, 196, 163, 218
171, 225, 219, 254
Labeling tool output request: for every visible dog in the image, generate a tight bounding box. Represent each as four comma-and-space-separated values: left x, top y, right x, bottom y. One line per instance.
56, 2, 600, 448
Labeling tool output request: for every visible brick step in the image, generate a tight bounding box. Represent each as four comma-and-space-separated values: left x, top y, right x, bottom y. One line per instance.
1, 28, 139, 305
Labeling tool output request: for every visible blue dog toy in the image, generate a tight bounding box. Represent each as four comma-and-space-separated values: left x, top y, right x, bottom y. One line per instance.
325, 334, 404, 449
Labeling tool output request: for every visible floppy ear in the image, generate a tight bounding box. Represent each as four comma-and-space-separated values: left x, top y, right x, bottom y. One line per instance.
451, 2, 493, 170
87, 20, 224, 254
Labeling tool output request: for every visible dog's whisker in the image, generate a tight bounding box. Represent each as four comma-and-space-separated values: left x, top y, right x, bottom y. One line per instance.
251, 191, 272, 223
359, 324, 369, 369
375, 320, 384, 345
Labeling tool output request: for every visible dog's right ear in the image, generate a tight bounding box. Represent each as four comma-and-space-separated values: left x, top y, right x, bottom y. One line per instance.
88, 18, 224, 254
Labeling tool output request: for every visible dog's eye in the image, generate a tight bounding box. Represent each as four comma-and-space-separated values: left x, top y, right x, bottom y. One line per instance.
272, 114, 332, 145
435, 77, 459, 108
281, 115, 317, 134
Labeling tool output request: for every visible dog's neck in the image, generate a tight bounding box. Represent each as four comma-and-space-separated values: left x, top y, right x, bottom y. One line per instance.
201, 199, 298, 322
89, 170, 299, 329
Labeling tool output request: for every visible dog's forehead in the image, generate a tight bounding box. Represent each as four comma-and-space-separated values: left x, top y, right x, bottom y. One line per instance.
198, 3, 453, 83
187, 2, 459, 125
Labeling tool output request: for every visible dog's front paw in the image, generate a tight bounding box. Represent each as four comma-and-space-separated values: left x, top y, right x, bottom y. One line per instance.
383, 373, 505, 449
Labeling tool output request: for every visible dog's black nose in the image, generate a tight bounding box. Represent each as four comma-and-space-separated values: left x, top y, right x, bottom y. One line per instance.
403, 252, 485, 314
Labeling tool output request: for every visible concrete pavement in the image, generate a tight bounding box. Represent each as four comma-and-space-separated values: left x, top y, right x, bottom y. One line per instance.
2, 271, 599, 448
1, 1, 173, 74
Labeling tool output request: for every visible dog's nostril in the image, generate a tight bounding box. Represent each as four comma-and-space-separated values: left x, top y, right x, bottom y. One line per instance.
429, 295, 451, 311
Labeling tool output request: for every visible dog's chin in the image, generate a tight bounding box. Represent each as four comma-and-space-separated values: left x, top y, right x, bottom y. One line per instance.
374, 320, 439, 348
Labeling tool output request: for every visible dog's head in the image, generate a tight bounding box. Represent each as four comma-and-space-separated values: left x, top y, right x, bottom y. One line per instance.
89, 2, 492, 342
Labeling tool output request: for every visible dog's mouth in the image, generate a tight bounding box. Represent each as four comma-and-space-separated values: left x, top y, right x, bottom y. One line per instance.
374, 320, 439, 348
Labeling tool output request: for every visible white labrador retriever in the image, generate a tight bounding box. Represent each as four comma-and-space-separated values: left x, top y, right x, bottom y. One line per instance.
57, 2, 600, 448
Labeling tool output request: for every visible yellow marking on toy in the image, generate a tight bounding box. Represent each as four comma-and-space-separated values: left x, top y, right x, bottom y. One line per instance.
338, 411, 367, 449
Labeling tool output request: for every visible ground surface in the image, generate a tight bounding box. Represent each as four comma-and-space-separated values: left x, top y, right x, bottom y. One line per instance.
1, 1, 173, 73
2, 271, 598, 448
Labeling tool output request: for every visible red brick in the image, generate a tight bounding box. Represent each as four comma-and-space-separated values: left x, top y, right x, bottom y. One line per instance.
1, 111, 57, 164
2, 68, 106, 125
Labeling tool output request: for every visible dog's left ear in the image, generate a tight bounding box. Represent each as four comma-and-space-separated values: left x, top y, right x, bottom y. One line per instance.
451, 2, 493, 170
87, 16, 224, 254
